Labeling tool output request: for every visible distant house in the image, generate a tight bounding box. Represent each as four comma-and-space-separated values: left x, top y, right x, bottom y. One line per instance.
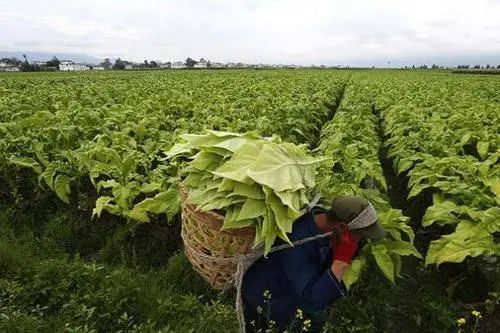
194, 59, 208, 69
0, 62, 20, 72
125, 64, 133, 70
59, 61, 89, 71
92, 66, 105, 71
211, 62, 225, 69
171, 61, 186, 69
160, 62, 171, 69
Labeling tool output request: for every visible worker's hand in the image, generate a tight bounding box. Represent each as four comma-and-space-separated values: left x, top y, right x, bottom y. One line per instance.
331, 225, 362, 265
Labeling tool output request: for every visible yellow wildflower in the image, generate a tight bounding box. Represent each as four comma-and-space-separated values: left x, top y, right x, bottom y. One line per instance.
471, 310, 481, 318
457, 318, 466, 325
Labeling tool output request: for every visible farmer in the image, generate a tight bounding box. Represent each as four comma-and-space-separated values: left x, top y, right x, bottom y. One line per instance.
242, 195, 386, 332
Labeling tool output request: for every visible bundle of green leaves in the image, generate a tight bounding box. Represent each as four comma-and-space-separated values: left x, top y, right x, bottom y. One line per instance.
165, 130, 325, 253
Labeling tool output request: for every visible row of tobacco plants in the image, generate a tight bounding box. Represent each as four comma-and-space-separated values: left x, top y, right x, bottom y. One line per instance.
358, 71, 499, 289
1, 70, 347, 229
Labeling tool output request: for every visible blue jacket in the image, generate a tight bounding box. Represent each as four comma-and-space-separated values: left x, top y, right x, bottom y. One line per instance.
242, 208, 347, 328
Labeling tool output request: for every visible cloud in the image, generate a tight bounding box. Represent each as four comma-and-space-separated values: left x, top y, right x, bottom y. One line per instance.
0, 0, 499, 64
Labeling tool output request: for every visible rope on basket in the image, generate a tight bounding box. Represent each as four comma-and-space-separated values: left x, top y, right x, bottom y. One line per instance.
182, 193, 331, 333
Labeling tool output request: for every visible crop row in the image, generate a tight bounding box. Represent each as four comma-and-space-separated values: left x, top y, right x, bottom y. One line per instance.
353, 71, 500, 266
0, 70, 348, 226
316, 78, 420, 286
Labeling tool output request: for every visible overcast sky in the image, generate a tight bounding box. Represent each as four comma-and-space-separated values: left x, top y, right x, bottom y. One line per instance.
1, 0, 499, 65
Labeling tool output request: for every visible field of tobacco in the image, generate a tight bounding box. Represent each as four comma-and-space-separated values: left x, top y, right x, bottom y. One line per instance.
0, 69, 498, 332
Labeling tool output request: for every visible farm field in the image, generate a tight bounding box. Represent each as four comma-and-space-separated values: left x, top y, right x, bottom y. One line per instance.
0, 69, 499, 332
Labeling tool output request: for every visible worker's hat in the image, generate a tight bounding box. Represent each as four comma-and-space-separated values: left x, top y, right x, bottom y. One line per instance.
328, 195, 386, 240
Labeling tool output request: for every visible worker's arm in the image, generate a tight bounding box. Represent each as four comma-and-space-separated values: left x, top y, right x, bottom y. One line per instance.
330, 227, 361, 281
331, 260, 350, 281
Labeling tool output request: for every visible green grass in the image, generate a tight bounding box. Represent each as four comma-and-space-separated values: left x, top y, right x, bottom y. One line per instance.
0, 203, 238, 333
0, 202, 468, 333
0, 231, 237, 333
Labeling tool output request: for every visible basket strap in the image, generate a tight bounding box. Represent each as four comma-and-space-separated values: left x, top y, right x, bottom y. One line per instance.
303, 192, 322, 213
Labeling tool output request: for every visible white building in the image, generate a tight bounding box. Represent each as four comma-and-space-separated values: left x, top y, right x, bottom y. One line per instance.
211, 62, 225, 69
194, 59, 208, 68
59, 61, 89, 71
0, 62, 20, 71
125, 64, 133, 70
171, 61, 186, 69
92, 66, 105, 70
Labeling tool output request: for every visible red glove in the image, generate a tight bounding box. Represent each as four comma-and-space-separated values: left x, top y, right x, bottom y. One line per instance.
332, 225, 361, 264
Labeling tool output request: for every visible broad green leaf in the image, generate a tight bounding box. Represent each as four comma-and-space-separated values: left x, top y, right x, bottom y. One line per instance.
133, 188, 180, 221
129, 206, 150, 223
397, 158, 414, 175
164, 143, 192, 159
275, 190, 301, 211
54, 174, 71, 204
237, 199, 267, 221
92, 196, 120, 218
390, 253, 402, 278
407, 183, 429, 199
140, 182, 163, 193
212, 141, 262, 184
459, 132, 471, 146
381, 240, 422, 258
476, 141, 489, 160
491, 179, 500, 197
231, 182, 265, 200
247, 143, 321, 192
343, 256, 366, 288
422, 201, 460, 227
9, 156, 42, 174
39, 163, 59, 191
97, 179, 119, 193
372, 244, 395, 283
425, 220, 498, 265
190, 151, 224, 171
222, 206, 255, 230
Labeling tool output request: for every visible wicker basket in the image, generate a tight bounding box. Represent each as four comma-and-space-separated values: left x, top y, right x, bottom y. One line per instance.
180, 188, 256, 290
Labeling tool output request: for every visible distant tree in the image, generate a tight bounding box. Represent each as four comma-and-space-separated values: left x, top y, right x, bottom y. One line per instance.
486, 64, 490, 69
46, 56, 60, 68
185, 57, 197, 68
19, 54, 33, 71
473, 64, 480, 69
150, 61, 158, 68
497, 64, 500, 69
0, 57, 21, 66
102, 58, 112, 69
412, 64, 415, 69
431, 64, 438, 69
113, 58, 126, 70
144, 60, 150, 68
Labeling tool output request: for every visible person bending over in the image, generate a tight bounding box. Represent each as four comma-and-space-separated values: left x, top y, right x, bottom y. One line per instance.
242, 195, 385, 332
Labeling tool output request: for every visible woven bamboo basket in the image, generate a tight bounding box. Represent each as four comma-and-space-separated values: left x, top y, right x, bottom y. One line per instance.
180, 188, 256, 290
